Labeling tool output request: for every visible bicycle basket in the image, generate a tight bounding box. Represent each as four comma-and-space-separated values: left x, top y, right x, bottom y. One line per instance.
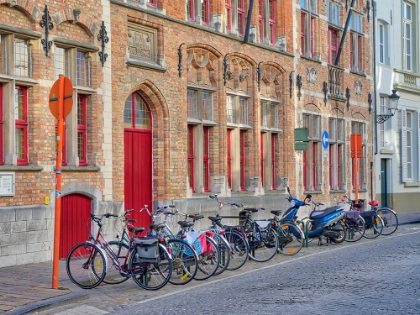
134, 237, 160, 263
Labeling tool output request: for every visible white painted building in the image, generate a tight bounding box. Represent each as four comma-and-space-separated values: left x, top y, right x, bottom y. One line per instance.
374, 0, 420, 212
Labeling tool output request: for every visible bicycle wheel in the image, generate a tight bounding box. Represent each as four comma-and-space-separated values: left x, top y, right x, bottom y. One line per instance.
66, 242, 106, 289
248, 228, 279, 262
103, 241, 130, 285
167, 239, 198, 285
376, 208, 398, 235
277, 223, 303, 256
194, 236, 219, 281
344, 215, 365, 242
212, 233, 231, 276
129, 243, 172, 290
224, 230, 249, 271
363, 213, 384, 239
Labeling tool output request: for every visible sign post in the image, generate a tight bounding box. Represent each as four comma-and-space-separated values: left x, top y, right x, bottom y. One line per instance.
49, 75, 73, 289
350, 134, 362, 205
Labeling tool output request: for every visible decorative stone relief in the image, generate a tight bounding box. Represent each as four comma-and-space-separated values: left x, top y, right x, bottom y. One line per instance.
306, 68, 317, 83
355, 81, 362, 95
128, 23, 157, 63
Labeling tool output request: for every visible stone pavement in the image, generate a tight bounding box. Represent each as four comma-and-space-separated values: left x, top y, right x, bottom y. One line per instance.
1, 212, 419, 315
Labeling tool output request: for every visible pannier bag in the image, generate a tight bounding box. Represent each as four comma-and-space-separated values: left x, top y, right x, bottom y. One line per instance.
134, 237, 160, 263
344, 211, 360, 226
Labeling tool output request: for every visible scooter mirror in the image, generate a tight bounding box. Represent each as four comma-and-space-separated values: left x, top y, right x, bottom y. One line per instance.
306, 194, 312, 199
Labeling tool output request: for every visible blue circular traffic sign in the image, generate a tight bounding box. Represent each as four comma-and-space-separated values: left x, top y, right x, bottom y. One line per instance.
322, 130, 329, 149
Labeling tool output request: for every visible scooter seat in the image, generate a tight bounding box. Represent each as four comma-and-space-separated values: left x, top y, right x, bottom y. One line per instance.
310, 206, 341, 219
271, 210, 283, 216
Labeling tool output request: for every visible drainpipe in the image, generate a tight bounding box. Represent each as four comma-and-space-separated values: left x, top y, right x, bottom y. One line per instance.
243, 0, 255, 43
371, 1, 377, 202
334, 0, 356, 66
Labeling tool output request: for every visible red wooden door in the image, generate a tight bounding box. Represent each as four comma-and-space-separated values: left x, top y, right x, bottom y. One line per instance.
60, 194, 91, 258
124, 93, 152, 230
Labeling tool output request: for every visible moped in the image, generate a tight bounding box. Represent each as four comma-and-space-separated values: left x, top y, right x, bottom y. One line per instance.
279, 187, 347, 245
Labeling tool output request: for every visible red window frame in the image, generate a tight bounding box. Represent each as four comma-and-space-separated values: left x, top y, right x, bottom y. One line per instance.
187, 0, 195, 21
350, 32, 354, 70
147, 0, 157, 7
226, 0, 232, 32
227, 129, 232, 190
188, 125, 195, 192
0, 84, 3, 165
328, 28, 338, 64
329, 144, 333, 189
259, 0, 265, 42
337, 144, 342, 190
202, 0, 210, 25
203, 127, 210, 192
312, 142, 317, 189
77, 95, 87, 166
301, 13, 305, 55
238, 0, 245, 36
358, 35, 362, 71
15, 86, 28, 165
271, 134, 276, 190
260, 133, 265, 186
269, 0, 275, 45
240, 130, 245, 191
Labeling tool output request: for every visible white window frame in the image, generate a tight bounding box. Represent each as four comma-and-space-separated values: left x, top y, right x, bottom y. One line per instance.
402, 2, 413, 72
378, 22, 389, 65
400, 109, 420, 182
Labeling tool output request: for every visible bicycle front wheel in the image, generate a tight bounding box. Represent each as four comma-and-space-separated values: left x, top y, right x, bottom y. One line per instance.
344, 215, 365, 242
224, 230, 249, 271
103, 241, 130, 285
213, 233, 231, 276
129, 243, 172, 291
194, 236, 219, 281
248, 228, 279, 262
66, 242, 106, 289
277, 223, 303, 256
167, 239, 198, 285
376, 208, 398, 235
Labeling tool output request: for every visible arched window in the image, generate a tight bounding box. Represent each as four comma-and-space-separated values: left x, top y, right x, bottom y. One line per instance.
124, 93, 151, 129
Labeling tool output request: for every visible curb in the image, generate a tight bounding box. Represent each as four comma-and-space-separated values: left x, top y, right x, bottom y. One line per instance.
7, 291, 89, 315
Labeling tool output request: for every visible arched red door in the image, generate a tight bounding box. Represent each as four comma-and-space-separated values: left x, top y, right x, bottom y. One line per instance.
60, 194, 91, 258
124, 92, 153, 229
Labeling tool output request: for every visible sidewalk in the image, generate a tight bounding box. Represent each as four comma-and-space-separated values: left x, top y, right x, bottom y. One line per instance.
1, 212, 420, 315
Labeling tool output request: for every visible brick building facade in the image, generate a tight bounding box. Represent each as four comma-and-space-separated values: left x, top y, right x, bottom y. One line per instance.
0, 0, 373, 267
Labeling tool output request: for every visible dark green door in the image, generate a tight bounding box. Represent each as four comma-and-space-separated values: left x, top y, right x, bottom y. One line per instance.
380, 159, 388, 207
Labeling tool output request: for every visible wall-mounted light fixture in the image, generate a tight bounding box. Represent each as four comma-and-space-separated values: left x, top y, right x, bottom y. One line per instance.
376, 90, 400, 124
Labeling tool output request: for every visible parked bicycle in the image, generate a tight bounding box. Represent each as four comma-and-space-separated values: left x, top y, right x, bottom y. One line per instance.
341, 196, 384, 239
66, 212, 173, 290
368, 200, 399, 235
211, 199, 279, 262
141, 205, 199, 285
208, 194, 249, 271
331, 196, 365, 242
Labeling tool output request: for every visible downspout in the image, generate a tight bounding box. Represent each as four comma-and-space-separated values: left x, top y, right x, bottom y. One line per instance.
334, 0, 356, 66
243, 0, 255, 43
371, 1, 377, 201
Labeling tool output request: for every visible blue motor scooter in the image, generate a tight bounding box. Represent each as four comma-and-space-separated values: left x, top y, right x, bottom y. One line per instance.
281, 187, 346, 245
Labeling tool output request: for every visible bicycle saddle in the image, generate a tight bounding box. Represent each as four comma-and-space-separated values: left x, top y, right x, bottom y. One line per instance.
208, 216, 222, 222
243, 207, 261, 213
128, 226, 145, 235
177, 221, 194, 228
271, 210, 283, 216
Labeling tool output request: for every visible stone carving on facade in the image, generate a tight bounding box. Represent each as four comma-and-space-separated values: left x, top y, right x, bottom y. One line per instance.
355, 81, 362, 95
260, 63, 284, 100
186, 48, 217, 87
306, 67, 317, 83
127, 24, 157, 63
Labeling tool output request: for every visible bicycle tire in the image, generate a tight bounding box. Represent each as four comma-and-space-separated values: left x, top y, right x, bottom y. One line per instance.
248, 227, 279, 262
344, 215, 365, 242
376, 208, 398, 235
129, 243, 172, 290
167, 239, 198, 285
363, 213, 384, 239
212, 233, 231, 276
103, 241, 130, 285
277, 222, 304, 256
224, 230, 249, 271
66, 242, 106, 289
194, 236, 219, 281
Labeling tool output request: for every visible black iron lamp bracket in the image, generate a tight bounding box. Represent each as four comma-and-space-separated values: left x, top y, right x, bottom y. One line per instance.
97, 21, 109, 67
40, 5, 53, 57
